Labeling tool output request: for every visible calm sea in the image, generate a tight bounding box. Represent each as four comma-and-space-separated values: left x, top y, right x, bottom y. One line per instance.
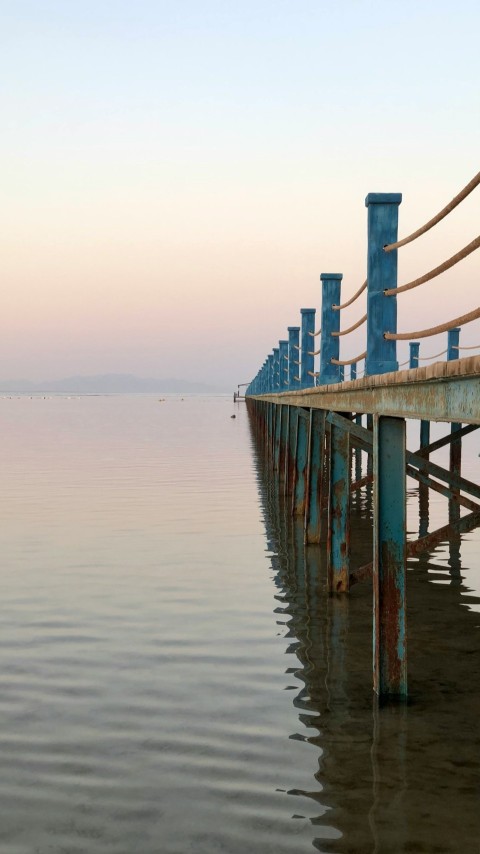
1, 393, 479, 853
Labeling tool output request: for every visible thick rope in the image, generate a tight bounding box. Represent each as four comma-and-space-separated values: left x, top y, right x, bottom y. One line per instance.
385, 235, 480, 296
308, 371, 319, 377
331, 313, 367, 337
308, 329, 321, 337
331, 350, 367, 366
283, 354, 288, 360
384, 306, 480, 340
385, 170, 480, 252
332, 280, 367, 311
418, 348, 448, 360
293, 359, 300, 365
453, 343, 480, 351
398, 358, 411, 367
293, 375, 301, 382
308, 348, 320, 356
293, 344, 300, 351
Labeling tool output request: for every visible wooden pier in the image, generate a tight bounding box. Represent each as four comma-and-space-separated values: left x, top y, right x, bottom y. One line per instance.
245, 179, 480, 702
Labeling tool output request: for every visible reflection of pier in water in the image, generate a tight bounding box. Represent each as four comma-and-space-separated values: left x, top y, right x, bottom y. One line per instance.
252, 428, 480, 852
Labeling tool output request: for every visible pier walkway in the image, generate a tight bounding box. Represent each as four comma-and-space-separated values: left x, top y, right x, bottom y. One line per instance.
245, 174, 480, 701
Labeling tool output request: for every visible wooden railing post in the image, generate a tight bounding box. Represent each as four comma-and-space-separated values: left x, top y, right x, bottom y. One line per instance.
300, 309, 316, 388
273, 347, 279, 390
288, 326, 300, 390
279, 340, 289, 390
365, 193, 402, 376
319, 274, 342, 385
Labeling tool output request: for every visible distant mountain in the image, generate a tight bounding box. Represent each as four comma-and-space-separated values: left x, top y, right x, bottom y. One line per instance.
0, 374, 226, 394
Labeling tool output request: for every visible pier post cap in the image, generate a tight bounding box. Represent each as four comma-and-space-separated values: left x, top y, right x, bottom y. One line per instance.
279, 339, 288, 345
320, 273, 343, 281
300, 307, 316, 314
273, 346, 279, 353
365, 193, 402, 207
287, 326, 300, 332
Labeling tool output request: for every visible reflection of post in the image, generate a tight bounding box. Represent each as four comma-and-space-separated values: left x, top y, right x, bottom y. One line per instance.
305, 409, 326, 543
369, 703, 408, 852
373, 415, 407, 700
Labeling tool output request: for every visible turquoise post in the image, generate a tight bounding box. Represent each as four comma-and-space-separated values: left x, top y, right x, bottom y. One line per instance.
373, 415, 407, 700
305, 409, 326, 544
273, 347, 280, 391
279, 340, 289, 390
409, 342, 419, 369
267, 354, 274, 393
319, 274, 342, 385
300, 309, 316, 388
288, 326, 301, 390
365, 194, 402, 376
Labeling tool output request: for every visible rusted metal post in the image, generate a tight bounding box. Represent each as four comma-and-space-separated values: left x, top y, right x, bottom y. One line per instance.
373, 415, 407, 700
410, 342, 429, 533
285, 406, 297, 497
365, 193, 401, 376
305, 408, 326, 543
288, 326, 301, 390
350, 363, 362, 483
327, 422, 350, 593
319, 274, 342, 386
292, 410, 309, 516
448, 328, 461, 528
300, 309, 316, 388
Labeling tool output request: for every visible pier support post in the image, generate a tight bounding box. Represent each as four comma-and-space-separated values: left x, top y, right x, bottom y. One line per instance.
292, 410, 309, 516
305, 409, 326, 543
273, 403, 282, 472
285, 406, 297, 497
327, 422, 350, 593
365, 193, 401, 376
279, 404, 289, 483
319, 274, 342, 386
448, 328, 462, 526
373, 415, 407, 700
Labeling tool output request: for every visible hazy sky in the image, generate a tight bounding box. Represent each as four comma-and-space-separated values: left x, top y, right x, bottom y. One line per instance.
2, 0, 479, 387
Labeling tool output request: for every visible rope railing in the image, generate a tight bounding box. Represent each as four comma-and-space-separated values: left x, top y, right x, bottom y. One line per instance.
384, 307, 480, 341
332, 279, 367, 310
331, 350, 367, 366
385, 235, 480, 296
331, 313, 367, 337
452, 343, 480, 351
417, 348, 448, 360
384, 170, 480, 252
247, 177, 480, 398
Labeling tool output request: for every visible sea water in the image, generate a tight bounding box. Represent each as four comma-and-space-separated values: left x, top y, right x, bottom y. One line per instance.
0, 394, 479, 853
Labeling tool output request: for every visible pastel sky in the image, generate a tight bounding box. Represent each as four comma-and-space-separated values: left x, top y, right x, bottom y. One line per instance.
2, 0, 479, 387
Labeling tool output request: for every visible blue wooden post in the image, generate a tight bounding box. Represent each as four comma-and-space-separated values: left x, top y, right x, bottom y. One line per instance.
373, 415, 407, 700
292, 410, 309, 516
305, 409, 326, 543
273, 347, 280, 390
267, 354, 274, 393
288, 326, 301, 390
351, 362, 357, 380
365, 194, 402, 376
327, 423, 350, 593
409, 342, 419, 369
319, 274, 342, 386
300, 309, 316, 388
279, 340, 289, 390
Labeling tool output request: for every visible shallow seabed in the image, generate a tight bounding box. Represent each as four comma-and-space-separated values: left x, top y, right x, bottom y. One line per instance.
0, 394, 479, 853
